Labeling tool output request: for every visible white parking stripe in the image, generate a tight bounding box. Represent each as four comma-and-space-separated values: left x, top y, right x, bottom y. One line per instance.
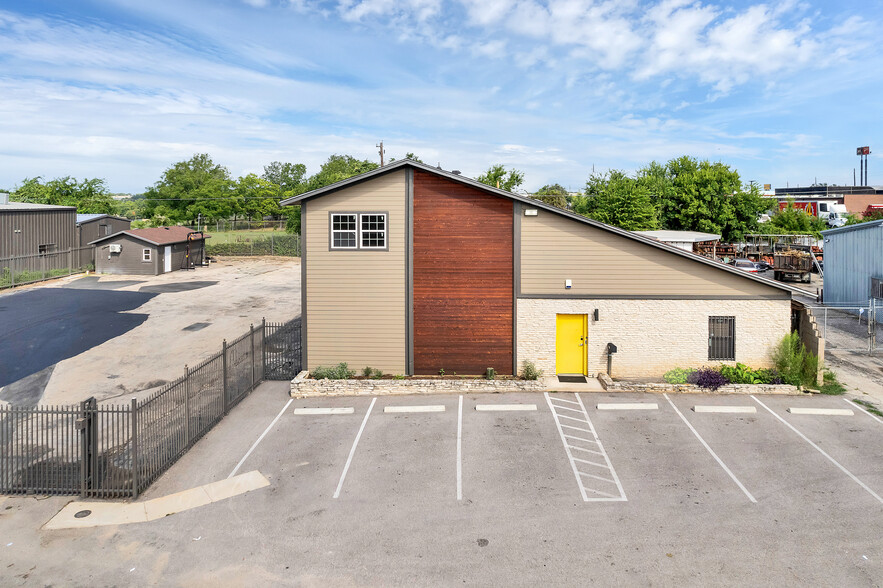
597, 403, 659, 411
752, 395, 883, 505
333, 397, 376, 499
456, 395, 463, 501
664, 394, 757, 503
693, 405, 756, 414
228, 399, 292, 479
475, 404, 537, 412
787, 407, 854, 416
384, 405, 445, 413
293, 407, 354, 415
846, 398, 883, 425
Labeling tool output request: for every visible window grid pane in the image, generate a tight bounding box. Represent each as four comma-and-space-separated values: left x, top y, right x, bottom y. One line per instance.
360, 214, 386, 248
331, 213, 358, 249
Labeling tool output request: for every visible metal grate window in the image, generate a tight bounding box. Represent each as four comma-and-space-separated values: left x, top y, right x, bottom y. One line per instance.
872, 277, 883, 300
708, 316, 735, 361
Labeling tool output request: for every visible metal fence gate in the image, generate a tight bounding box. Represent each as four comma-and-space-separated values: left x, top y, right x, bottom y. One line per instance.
0, 316, 301, 498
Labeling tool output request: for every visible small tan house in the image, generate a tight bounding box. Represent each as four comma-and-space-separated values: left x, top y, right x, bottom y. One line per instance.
282, 160, 797, 379
91, 227, 207, 276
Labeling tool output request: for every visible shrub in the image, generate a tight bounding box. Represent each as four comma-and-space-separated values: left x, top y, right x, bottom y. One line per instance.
718, 363, 783, 385
485, 367, 496, 380
663, 367, 696, 384
819, 370, 846, 395
361, 366, 383, 379
687, 368, 730, 390
771, 332, 819, 387
312, 362, 355, 380
521, 360, 542, 381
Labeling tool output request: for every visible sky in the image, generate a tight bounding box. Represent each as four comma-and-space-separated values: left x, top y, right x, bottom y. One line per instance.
0, 0, 880, 195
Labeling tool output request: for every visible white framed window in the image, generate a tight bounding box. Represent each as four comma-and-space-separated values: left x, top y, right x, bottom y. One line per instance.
331, 213, 358, 249
142, 248, 152, 262
360, 213, 386, 249
329, 212, 388, 251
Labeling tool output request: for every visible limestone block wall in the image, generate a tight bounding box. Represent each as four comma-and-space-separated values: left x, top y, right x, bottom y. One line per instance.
517, 298, 791, 378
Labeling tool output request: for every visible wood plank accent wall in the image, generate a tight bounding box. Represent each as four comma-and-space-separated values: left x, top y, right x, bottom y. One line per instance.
413, 170, 514, 374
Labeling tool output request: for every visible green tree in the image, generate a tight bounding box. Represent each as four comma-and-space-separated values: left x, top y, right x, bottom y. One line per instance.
572, 170, 659, 231
306, 155, 379, 191
144, 154, 235, 225
533, 183, 569, 209
390, 152, 424, 163
477, 164, 524, 192
760, 201, 827, 237
12, 176, 115, 213
236, 174, 283, 220
261, 161, 307, 194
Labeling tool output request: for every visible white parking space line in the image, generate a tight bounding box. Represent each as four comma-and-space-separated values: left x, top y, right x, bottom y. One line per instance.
597, 403, 659, 411
457, 395, 463, 501
752, 395, 883, 505
545, 392, 627, 502
787, 407, 854, 416
693, 405, 757, 414
474, 404, 537, 412
333, 397, 376, 499
228, 399, 292, 479
384, 405, 446, 413
664, 394, 756, 503
293, 407, 354, 415
846, 398, 883, 425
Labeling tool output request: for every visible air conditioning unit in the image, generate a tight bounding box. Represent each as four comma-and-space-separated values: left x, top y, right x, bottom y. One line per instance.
108, 244, 122, 253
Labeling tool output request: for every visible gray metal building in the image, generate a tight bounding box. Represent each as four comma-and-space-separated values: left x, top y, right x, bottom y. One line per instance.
0, 193, 77, 258
91, 226, 207, 275
821, 220, 883, 305
76, 213, 131, 247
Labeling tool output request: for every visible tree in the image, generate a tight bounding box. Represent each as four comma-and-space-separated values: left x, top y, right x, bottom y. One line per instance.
640, 156, 771, 242
12, 176, 115, 214
533, 183, 569, 209
760, 201, 827, 237
306, 155, 379, 191
261, 161, 307, 195
477, 164, 524, 192
390, 152, 424, 163
572, 170, 659, 231
143, 154, 235, 224
236, 174, 283, 220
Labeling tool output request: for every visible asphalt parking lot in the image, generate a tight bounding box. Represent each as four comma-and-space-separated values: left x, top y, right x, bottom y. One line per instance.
2, 385, 881, 586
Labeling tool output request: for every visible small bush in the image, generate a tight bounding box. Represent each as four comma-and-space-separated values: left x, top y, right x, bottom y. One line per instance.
718, 363, 783, 385
521, 360, 542, 381
361, 366, 383, 379
687, 368, 730, 390
663, 367, 696, 384
485, 367, 496, 380
771, 332, 819, 387
312, 362, 355, 380
438, 368, 445, 376
819, 370, 846, 395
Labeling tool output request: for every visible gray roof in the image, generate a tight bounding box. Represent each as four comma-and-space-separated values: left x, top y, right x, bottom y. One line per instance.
0, 201, 76, 211
76, 213, 130, 225
635, 230, 721, 243
281, 159, 801, 295
821, 219, 883, 237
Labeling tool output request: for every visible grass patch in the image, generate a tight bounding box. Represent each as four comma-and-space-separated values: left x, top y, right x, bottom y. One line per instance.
202, 229, 288, 244
853, 399, 883, 418
818, 370, 846, 395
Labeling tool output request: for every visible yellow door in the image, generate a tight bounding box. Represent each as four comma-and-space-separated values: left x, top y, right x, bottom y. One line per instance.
556, 314, 587, 375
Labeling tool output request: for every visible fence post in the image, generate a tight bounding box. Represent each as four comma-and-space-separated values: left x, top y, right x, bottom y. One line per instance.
250, 324, 256, 391
184, 365, 191, 446
68, 248, 73, 276
222, 339, 229, 414
131, 397, 139, 499
261, 317, 267, 377
271, 234, 275, 256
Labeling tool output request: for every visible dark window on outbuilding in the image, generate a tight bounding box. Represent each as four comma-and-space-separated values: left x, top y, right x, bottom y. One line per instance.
38, 243, 55, 255
708, 316, 735, 361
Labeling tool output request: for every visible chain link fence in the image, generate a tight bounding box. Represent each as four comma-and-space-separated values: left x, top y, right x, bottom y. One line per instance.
1, 246, 94, 290
806, 301, 880, 354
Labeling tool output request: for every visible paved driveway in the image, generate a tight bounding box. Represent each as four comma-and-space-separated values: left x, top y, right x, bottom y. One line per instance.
2, 385, 880, 586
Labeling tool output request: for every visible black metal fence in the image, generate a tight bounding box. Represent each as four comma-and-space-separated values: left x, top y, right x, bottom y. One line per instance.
0, 246, 94, 290
0, 317, 301, 498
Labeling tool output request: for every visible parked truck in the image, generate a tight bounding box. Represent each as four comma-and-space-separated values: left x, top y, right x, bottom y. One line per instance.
773, 248, 813, 283
776, 200, 848, 227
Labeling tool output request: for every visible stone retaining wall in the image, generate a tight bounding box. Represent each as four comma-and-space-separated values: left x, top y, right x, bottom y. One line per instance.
597, 373, 800, 395
290, 371, 545, 397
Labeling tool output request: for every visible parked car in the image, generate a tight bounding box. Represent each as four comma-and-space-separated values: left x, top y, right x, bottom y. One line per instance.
731, 258, 761, 273
754, 259, 772, 271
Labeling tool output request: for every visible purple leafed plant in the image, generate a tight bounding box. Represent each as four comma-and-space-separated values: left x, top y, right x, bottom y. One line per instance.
687, 368, 730, 390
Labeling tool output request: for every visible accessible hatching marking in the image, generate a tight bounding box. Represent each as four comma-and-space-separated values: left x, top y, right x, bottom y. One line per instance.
229, 398, 292, 479
752, 395, 883, 505
545, 392, 627, 502
664, 394, 756, 503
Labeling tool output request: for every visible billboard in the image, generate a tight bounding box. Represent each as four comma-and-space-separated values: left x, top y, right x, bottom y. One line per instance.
778, 201, 818, 216
857, 146, 871, 155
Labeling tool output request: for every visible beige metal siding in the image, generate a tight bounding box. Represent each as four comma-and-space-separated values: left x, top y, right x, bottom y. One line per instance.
520, 211, 783, 297
305, 170, 406, 374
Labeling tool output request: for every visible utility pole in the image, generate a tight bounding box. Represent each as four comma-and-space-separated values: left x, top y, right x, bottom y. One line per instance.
376, 141, 385, 166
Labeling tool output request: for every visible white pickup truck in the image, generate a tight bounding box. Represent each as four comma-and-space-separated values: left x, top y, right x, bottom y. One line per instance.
818, 202, 848, 227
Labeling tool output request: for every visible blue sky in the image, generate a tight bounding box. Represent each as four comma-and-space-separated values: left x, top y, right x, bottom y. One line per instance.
0, 0, 880, 194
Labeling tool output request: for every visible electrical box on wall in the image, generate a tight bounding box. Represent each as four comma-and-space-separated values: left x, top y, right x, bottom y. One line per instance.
565, 279, 572, 289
